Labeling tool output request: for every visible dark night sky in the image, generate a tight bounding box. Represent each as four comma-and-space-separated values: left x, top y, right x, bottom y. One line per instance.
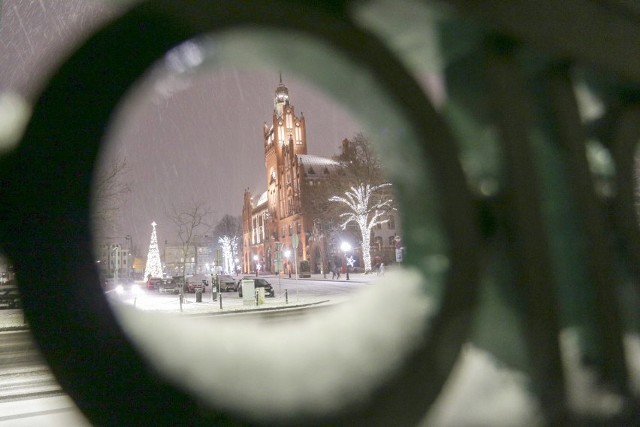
0, 0, 363, 254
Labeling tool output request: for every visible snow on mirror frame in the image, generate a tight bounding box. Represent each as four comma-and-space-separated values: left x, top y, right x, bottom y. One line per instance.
6, 1, 480, 426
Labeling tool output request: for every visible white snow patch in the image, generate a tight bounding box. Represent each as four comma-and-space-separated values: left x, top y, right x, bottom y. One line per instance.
114, 268, 433, 421
561, 328, 633, 417
424, 344, 543, 427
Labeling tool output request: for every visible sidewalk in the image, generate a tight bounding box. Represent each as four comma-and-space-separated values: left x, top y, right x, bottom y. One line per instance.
0, 272, 381, 331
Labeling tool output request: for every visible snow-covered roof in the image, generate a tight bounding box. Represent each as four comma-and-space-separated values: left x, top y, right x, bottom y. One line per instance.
255, 190, 268, 208
297, 154, 341, 176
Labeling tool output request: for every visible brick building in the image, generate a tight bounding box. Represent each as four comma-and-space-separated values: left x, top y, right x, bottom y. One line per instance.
241, 80, 401, 275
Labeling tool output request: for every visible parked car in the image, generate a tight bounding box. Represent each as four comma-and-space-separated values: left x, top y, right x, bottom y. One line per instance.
185, 279, 208, 293
0, 280, 20, 309
237, 277, 275, 298
217, 275, 238, 292
114, 281, 143, 297
158, 278, 180, 294
184, 274, 209, 293
146, 277, 163, 290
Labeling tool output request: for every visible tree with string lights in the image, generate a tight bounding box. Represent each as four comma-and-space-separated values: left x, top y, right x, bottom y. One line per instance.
143, 221, 163, 279
218, 235, 238, 274
329, 182, 393, 273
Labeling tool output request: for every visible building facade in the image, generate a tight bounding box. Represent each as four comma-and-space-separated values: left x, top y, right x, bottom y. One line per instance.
242, 80, 402, 275
163, 235, 216, 277
242, 80, 319, 275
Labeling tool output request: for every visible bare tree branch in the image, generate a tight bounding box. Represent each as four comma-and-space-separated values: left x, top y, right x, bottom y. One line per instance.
92, 155, 131, 235
165, 200, 215, 283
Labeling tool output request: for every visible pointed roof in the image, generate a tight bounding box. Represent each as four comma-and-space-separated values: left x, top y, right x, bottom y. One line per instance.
297, 154, 341, 176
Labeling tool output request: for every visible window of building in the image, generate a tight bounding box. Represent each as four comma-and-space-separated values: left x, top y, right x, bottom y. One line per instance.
286, 112, 293, 128
278, 125, 284, 144
295, 126, 302, 143
388, 215, 395, 229
389, 236, 395, 246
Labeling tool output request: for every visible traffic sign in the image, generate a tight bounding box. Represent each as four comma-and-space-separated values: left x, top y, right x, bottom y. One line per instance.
291, 234, 299, 249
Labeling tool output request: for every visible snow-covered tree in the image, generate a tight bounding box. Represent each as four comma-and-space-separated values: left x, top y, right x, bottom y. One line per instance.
218, 235, 238, 274
329, 182, 393, 273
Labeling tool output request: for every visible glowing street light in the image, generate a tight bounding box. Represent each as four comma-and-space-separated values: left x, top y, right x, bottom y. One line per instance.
253, 255, 260, 277
284, 250, 291, 278
340, 241, 352, 280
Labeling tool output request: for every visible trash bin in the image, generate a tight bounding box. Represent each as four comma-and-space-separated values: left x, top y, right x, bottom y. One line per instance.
195, 289, 202, 302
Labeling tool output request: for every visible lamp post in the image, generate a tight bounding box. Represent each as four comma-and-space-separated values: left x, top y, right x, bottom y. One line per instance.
253, 254, 259, 276
340, 241, 352, 281
124, 234, 132, 279
111, 245, 120, 285
284, 250, 291, 278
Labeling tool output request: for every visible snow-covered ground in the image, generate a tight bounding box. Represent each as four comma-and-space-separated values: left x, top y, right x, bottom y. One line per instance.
2, 268, 638, 425
114, 268, 640, 425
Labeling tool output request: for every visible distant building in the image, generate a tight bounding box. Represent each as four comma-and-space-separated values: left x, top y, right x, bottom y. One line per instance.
163, 235, 216, 277
97, 243, 131, 278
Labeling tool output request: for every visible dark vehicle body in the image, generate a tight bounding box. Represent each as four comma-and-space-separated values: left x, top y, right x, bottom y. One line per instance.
159, 277, 181, 294
184, 275, 208, 293
185, 280, 208, 293
218, 275, 237, 292
146, 277, 163, 290
237, 277, 275, 298
0, 281, 20, 309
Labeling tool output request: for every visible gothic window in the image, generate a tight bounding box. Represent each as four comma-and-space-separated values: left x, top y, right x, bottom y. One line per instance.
295, 126, 302, 144
286, 112, 293, 128
278, 125, 284, 144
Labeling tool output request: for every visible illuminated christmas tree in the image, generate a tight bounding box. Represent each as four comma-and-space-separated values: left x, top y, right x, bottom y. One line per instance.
329, 183, 393, 273
144, 221, 163, 279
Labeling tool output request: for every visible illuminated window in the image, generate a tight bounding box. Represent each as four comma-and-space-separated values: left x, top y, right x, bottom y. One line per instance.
295, 126, 302, 144
278, 126, 284, 143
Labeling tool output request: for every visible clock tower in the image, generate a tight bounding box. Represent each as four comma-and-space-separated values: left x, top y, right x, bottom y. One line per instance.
263, 77, 308, 222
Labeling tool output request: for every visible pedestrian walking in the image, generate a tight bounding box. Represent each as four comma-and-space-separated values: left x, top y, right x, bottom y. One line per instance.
379, 262, 385, 276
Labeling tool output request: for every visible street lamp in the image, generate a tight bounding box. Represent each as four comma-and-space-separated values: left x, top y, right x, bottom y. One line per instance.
340, 241, 351, 280
253, 254, 259, 277
284, 250, 291, 278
